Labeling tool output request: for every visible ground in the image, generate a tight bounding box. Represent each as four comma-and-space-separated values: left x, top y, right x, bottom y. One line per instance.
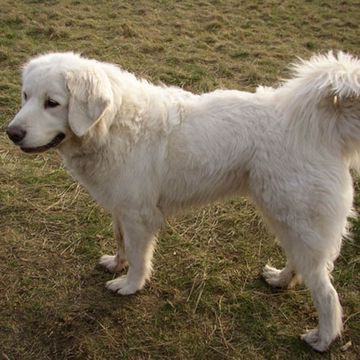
0, 1, 359, 359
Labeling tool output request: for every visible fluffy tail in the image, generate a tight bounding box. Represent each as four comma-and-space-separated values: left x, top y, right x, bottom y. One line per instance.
277, 51, 360, 157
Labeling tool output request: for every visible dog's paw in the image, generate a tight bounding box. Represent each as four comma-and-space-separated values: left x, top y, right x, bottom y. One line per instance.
301, 328, 330, 352
106, 275, 142, 295
262, 264, 292, 288
99, 255, 128, 273
99, 255, 118, 273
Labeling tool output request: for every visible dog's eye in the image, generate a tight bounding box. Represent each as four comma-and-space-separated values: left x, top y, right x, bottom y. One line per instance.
45, 98, 60, 109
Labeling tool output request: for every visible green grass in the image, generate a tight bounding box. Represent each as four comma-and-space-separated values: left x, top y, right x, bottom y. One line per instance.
0, 0, 359, 359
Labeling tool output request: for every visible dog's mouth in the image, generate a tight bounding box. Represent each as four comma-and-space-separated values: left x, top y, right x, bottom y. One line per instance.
20, 133, 66, 153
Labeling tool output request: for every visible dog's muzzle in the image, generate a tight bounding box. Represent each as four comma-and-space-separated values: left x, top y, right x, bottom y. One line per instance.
6, 125, 66, 153
20, 133, 66, 153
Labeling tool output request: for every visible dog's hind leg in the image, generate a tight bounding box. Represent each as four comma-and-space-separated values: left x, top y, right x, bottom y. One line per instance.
300, 264, 342, 352
99, 215, 128, 273
262, 212, 342, 350
106, 207, 164, 295
287, 237, 343, 352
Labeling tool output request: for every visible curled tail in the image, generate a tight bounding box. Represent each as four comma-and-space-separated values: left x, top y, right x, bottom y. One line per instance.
277, 51, 360, 156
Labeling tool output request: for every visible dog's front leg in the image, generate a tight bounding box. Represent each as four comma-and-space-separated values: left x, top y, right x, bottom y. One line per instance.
99, 215, 128, 273
105, 207, 163, 295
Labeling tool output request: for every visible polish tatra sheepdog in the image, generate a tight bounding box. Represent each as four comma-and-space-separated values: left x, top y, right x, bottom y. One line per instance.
6, 51, 360, 351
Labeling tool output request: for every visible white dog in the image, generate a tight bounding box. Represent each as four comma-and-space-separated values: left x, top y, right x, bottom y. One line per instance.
6, 51, 360, 351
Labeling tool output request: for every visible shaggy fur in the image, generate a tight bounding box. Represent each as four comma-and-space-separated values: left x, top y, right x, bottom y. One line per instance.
7, 51, 360, 352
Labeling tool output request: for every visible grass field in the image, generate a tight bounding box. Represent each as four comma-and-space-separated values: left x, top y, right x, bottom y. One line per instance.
0, 0, 359, 359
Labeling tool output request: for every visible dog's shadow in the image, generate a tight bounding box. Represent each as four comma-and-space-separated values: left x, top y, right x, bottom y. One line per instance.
32, 265, 135, 357
33, 264, 332, 359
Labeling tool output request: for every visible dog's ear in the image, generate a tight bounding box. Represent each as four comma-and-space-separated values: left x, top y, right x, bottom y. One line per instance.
65, 65, 113, 137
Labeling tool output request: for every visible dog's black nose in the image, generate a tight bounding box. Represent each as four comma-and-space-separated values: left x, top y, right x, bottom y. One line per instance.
6, 126, 27, 144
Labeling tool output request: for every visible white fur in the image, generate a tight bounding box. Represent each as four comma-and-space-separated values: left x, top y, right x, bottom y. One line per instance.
8, 51, 360, 351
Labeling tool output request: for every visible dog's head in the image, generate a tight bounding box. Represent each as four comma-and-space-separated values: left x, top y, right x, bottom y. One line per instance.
6, 52, 114, 153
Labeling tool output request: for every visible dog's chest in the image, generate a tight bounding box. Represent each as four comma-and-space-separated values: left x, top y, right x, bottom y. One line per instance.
63, 153, 121, 209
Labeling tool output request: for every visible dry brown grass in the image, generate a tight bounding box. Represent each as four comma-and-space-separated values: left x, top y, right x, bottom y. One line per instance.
0, 1, 359, 359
